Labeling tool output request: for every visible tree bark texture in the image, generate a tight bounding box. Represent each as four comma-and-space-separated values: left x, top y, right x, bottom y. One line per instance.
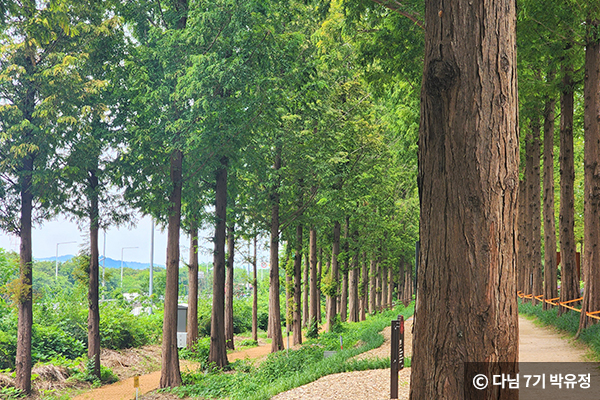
543, 96, 558, 310
527, 116, 543, 304
410, 0, 520, 397
579, 21, 600, 333
269, 147, 284, 352
160, 149, 183, 388
376, 261, 382, 311
293, 225, 303, 345
317, 248, 323, 323
559, 58, 579, 314
209, 157, 228, 368
88, 170, 101, 378
225, 223, 235, 350
523, 131, 534, 298
15, 68, 35, 394
381, 263, 388, 310
309, 228, 318, 328
187, 225, 199, 349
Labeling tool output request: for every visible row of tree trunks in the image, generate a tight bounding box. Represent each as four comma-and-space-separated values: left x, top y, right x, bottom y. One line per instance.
559, 52, 580, 316
578, 19, 600, 334
543, 93, 558, 311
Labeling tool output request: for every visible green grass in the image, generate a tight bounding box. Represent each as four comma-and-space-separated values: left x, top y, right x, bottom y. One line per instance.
165, 303, 414, 400
519, 300, 600, 361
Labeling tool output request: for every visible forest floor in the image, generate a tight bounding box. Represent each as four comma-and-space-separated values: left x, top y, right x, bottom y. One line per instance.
22, 315, 600, 400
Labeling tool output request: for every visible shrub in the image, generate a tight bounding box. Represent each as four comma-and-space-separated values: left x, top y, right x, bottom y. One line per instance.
32, 325, 85, 362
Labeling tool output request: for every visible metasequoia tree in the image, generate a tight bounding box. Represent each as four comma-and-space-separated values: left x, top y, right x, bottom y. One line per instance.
410, 0, 519, 398
578, 15, 600, 334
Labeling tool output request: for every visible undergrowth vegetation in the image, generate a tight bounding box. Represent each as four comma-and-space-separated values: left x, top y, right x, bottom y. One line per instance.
519, 300, 600, 360
167, 304, 414, 400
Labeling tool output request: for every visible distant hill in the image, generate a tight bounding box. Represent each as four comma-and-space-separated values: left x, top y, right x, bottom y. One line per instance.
36, 255, 164, 270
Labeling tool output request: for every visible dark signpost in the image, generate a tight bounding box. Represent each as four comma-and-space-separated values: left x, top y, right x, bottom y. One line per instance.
391, 315, 405, 399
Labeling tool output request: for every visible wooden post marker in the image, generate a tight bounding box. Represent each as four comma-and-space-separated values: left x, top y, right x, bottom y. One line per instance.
133, 375, 140, 399
391, 315, 405, 399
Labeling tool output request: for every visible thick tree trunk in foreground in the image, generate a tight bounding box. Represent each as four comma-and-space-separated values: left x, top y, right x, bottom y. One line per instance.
252, 236, 258, 342
187, 225, 199, 349
225, 223, 235, 350
309, 229, 318, 328
160, 149, 183, 388
410, 0, 519, 397
88, 171, 101, 379
543, 96, 558, 310
269, 148, 284, 352
559, 57, 579, 315
293, 225, 303, 345
209, 157, 228, 368
579, 21, 600, 334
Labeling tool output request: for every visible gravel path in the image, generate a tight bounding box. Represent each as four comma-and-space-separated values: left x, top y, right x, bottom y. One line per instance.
272, 317, 414, 400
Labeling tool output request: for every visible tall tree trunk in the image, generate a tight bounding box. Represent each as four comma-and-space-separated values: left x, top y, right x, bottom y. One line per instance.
225, 223, 235, 350
160, 149, 183, 388
303, 251, 309, 328
348, 252, 359, 323
528, 115, 543, 304
517, 179, 527, 295
309, 229, 318, 328
543, 95, 558, 310
578, 20, 600, 334
387, 262, 394, 308
187, 224, 199, 349
559, 53, 579, 315
15, 69, 35, 394
268, 147, 284, 352
326, 222, 341, 331
360, 253, 367, 320
376, 261, 382, 311
368, 258, 376, 314
209, 157, 228, 368
381, 263, 388, 310
252, 236, 258, 342
317, 248, 323, 323
410, 0, 519, 397
523, 127, 534, 299
293, 225, 303, 345
88, 170, 101, 379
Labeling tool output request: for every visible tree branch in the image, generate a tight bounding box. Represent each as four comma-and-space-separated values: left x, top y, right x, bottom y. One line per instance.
369, 0, 424, 29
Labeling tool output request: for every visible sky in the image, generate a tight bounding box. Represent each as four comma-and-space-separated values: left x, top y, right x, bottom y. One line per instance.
0, 213, 265, 268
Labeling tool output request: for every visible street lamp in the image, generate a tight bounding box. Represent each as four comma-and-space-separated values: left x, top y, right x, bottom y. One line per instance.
121, 246, 139, 289
55, 241, 76, 279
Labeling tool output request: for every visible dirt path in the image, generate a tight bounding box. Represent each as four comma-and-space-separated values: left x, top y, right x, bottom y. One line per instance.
273, 316, 599, 400
71, 339, 289, 400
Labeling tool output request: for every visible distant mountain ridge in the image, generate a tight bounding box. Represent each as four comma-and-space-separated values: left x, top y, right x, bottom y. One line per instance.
36, 255, 164, 270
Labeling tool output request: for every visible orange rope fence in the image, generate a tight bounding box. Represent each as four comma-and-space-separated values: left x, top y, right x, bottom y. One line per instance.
517, 292, 600, 321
